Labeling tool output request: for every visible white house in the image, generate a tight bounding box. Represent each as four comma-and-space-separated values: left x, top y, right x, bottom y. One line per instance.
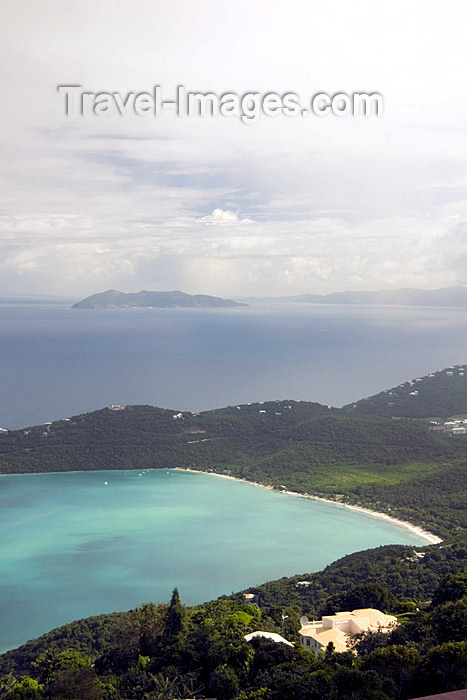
299, 608, 398, 655
244, 631, 293, 647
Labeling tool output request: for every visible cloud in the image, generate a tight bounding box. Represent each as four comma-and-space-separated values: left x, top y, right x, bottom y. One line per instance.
196, 208, 253, 225
0, 1, 467, 296
0, 207, 465, 298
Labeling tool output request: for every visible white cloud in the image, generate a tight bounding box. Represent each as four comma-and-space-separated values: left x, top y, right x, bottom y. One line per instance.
0, 0, 466, 296
196, 208, 252, 225
0, 207, 465, 298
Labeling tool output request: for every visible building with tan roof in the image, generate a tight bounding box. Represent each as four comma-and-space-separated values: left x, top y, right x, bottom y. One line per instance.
299, 608, 398, 655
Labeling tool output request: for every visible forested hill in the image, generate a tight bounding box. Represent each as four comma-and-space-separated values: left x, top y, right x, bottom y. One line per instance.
0, 400, 462, 481
344, 365, 467, 418
1, 548, 467, 699
0, 388, 466, 698
0, 395, 466, 536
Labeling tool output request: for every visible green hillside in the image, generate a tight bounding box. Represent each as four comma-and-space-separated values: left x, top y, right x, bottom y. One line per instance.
1, 556, 467, 699
0, 377, 465, 699
344, 365, 467, 418
0, 400, 461, 479
0, 396, 465, 536
2, 539, 464, 678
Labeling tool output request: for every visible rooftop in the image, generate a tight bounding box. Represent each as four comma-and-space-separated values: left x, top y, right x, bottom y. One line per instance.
299, 608, 398, 655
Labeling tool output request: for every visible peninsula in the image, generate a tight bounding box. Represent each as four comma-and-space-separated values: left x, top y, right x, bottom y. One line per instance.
0, 366, 465, 539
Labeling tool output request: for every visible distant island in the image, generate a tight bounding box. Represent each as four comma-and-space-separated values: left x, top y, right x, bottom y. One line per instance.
72, 289, 247, 309
72, 285, 467, 308
291, 285, 467, 307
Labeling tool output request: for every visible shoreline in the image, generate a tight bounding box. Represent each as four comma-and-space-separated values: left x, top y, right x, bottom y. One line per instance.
172, 467, 443, 545
1, 465, 443, 545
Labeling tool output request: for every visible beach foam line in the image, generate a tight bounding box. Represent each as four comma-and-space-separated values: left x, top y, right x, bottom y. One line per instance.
172, 467, 442, 545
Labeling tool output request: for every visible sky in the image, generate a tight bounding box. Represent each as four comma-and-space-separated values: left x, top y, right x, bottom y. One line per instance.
1, 0, 467, 299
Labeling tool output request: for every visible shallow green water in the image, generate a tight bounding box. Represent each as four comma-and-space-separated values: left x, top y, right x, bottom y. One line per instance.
0, 469, 426, 652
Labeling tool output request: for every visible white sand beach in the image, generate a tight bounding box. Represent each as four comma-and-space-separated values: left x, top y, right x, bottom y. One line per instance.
172, 467, 443, 545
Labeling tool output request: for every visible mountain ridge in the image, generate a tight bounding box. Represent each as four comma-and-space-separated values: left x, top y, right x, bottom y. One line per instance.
240, 285, 467, 306
344, 364, 467, 418
293, 285, 467, 306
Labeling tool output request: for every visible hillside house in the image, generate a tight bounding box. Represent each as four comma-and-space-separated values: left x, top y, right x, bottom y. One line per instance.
243, 593, 256, 603
299, 608, 398, 655
244, 631, 293, 647
443, 420, 467, 435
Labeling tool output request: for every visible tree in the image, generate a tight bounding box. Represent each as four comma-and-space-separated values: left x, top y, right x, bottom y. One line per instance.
362, 645, 421, 698
432, 572, 467, 606
103, 602, 164, 668
414, 641, 467, 696
163, 588, 185, 643
333, 667, 394, 700
30, 648, 92, 687
323, 583, 397, 615
209, 664, 240, 700
47, 666, 102, 700
248, 640, 297, 684
293, 669, 335, 700
431, 597, 467, 643
0, 674, 17, 699
352, 630, 391, 656
8, 677, 43, 700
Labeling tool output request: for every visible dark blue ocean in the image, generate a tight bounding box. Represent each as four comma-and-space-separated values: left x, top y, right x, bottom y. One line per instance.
0, 299, 466, 429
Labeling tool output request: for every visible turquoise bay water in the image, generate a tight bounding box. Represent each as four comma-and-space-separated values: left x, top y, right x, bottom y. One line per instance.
0, 469, 426, 652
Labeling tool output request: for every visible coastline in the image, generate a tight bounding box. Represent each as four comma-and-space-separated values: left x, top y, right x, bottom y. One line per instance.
172, 467, 443, 545
1, 465, 443, 545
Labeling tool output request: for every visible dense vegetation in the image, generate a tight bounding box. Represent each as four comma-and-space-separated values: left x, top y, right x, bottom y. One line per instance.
3, 539, 465, 677
0, 367, 465, 697
0, 384, 465, 536
228, 540, 467, 619
1, 573, 467, 699
344, 365, 467, 418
